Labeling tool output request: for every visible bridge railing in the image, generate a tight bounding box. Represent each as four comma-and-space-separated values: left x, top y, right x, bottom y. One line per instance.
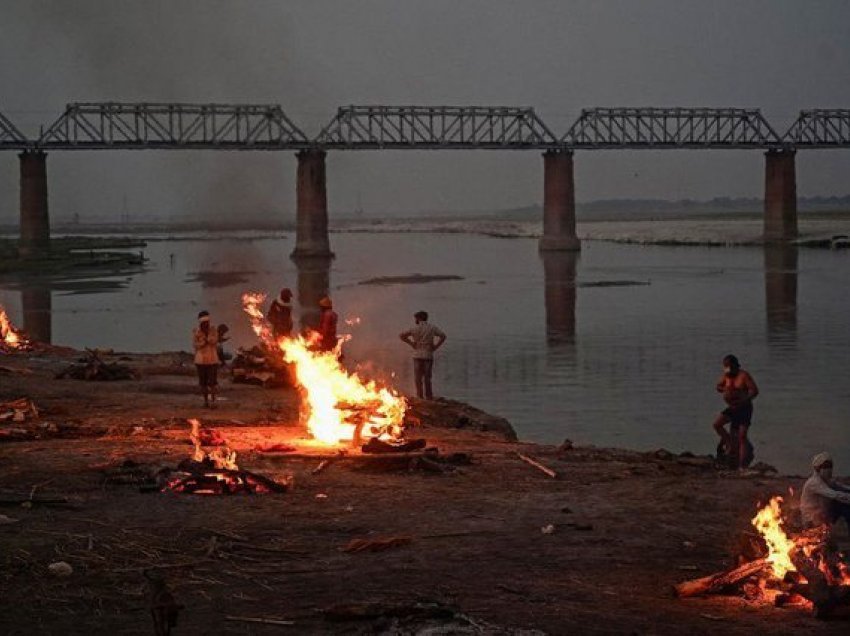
0, 109, 30, 149
36, 103, 311, 149
314, 105, 560, 149
783, 109, 850, 148
562, 107, 784, 149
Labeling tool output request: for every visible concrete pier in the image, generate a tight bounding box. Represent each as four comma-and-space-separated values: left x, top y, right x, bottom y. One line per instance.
292, 255, 332, 332
539, 150, 580, 251
763, 149, 797, 243
22, 287, 52, 344
19, 151, 50, 257
292, 150, 334, 259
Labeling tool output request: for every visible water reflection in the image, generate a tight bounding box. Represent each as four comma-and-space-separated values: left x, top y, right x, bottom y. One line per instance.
293, 255, 332, 331
764, 245, 798, 341
541, 251, 578, 345
21, 287, 52, 343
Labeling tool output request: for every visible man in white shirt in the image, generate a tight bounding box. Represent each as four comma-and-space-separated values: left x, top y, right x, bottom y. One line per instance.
399, 311, 446, 400
800, 452, 850, 529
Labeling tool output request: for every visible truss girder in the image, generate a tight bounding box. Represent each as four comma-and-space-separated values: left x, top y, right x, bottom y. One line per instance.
37, 103, 310, 149
783, 110, 850, 147
314, 106, 559, 149
561, 108, 783, 149
0, 109, 29, 148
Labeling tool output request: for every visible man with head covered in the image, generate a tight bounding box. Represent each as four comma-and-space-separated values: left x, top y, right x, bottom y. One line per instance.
801, 452, 850, 529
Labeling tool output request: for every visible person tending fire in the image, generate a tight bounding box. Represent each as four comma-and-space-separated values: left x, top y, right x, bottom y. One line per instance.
712, 354, 759, 469
399, 310, 446, 400
317, 296, 338, 353
801, 452, 850, 530
267, 287, 294, 339
192, 310, 220, 408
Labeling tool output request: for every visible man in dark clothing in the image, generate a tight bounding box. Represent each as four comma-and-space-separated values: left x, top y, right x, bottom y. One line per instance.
267, 288, 293, 339
317, 296, 338, 353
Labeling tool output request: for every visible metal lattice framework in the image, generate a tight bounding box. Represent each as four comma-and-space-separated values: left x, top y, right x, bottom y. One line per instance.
783, 110, 850, 147
0, 109, 29, 148
562, 107, 783, 149
37, 103, 310, 149
314, 105, 559, 149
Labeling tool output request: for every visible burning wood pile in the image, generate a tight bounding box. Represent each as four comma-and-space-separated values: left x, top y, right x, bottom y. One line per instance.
676, 496, 850, 618
55, 349, 139, 381
0, 398, 38, 423
0, 304, 30, 352
159, 420, 290, 495
230, 345, 291, 387
241, 292, 409, 448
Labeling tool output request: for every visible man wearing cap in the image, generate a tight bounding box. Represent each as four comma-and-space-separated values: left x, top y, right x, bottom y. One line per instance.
801, 452, 850, 529
399, 311, 447, 400
192, 311, 220, 408
267, 288, 294, 340
317, 296, 338, 353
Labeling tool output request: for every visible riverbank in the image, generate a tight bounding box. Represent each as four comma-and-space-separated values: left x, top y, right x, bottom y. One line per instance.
332, 212, 850, 247
1, 346, 848, 634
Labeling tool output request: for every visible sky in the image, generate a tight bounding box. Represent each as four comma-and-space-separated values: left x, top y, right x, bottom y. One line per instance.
1, 0, 849, 223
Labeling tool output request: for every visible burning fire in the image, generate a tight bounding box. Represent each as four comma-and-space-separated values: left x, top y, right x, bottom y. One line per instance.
242, 292, 406, 445
0, 304, 27, 349
751, 496, 797, 578
189, 418, 237, 470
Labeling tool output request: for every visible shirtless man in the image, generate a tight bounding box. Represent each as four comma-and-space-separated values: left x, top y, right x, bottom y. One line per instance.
712, 354, 759, 469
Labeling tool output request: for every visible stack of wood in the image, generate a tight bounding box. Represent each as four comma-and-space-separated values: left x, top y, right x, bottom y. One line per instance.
230, 345, 291, 387
0, 398, 38, 423
55, 349, 138, 381
161, 458, 290, 496
675, 527, 850, 618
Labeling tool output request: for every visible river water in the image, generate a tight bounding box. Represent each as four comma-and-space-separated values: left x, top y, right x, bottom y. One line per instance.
2, 231, 848, 473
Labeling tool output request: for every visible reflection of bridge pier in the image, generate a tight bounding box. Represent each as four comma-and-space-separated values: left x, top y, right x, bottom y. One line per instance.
541, 250, 578, 345
764, 245, 798, 339
21, 287, 52, 344
292, 255, 332, 332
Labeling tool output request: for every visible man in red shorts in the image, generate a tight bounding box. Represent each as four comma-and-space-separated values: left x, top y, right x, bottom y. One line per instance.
712, 354, 759, 469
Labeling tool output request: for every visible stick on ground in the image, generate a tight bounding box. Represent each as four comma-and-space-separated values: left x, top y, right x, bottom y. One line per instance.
515, 452, 558, 478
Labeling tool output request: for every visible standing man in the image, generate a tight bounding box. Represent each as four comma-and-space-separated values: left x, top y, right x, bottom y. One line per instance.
317, 296, 338, 353
712, 354, 759, 469
267, 288, 294, 340
400, 311, 447, 400
801, 452, 850, 529
192, 310, 220, 408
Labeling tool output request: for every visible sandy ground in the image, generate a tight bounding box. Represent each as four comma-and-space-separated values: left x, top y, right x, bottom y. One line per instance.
1, 347, 849, 635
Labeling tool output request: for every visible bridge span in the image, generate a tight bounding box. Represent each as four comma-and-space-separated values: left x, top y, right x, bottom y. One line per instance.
2, 103, 849, 257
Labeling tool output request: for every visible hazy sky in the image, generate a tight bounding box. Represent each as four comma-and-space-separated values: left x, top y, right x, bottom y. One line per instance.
1, 0, 849, 222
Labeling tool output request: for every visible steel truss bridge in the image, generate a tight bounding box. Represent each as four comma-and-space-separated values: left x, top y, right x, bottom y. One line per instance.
2, 103, 849, 150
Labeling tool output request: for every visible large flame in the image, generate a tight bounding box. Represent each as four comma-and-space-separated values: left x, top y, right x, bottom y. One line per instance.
241, 292, 406, 445
189, 418, 238, 470
0, 304, 26, 349
752, 496, 797, 579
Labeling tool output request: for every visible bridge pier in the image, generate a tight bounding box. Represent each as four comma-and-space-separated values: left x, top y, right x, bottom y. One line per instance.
763, 148, 797, 243
539, 150, 580, 251
291, 149, 334, 259
19, 150, 50, 258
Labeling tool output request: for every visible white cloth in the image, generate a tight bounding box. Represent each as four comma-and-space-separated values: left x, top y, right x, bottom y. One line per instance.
800, 470, 850, 526
400, 322, 445, 360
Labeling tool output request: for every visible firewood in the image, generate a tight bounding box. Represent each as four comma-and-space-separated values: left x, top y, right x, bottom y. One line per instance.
225, 616, 295, 626
673, 557, 768, 598
311, 459, 332, 475
515, 452, 558, 478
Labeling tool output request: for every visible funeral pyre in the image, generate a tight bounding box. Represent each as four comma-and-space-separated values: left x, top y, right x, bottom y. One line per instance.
676, 495, 850, 618
0, 304, 29, 351
159, 419, 289, 495
241, 292, 408, 447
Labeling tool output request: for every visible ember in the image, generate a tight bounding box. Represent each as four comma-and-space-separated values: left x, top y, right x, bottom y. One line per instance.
676, 495, 850, 618
0, 304, 29, 351
160, 419, 289, 495
242, 292, 407, 446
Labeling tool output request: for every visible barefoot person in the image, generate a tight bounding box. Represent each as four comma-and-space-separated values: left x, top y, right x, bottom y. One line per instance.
399, 311, 446, 400
192, 311, 220, 408
712, 354, 759, 469
801, 452, 850, 529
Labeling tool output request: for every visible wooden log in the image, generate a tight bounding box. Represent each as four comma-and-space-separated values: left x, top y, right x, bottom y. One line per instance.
674, 558, 768, 598
225, 615, 295, 626
311, 459, 332, 475
515, 452, 557, 478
